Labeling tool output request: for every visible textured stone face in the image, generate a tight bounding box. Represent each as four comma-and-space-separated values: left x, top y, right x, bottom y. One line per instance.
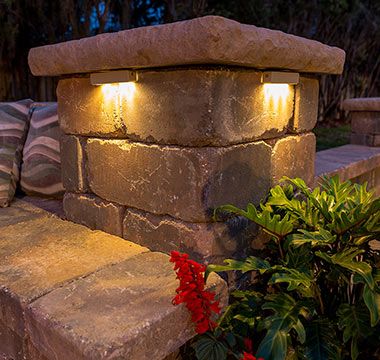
85, 139, 273, 222
25, 252, 228, 360
122, 207, 258, 263
293, 77, 319, 132
57, 70, 294, 145
271, 133, 316, 186
350, 133, 380, 147
63, 193, 125, 237
60, 135, 88, 192
342, 97, 380, 111
351, 112, 380, 135
0, 216, 147, 336
28, 16, 345, 76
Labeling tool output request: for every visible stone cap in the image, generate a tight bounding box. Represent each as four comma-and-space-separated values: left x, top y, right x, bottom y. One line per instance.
342, 97, 380, 112
28, 16, 345, 76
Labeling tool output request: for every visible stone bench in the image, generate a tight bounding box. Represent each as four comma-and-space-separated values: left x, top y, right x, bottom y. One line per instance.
342, 97, 380, 147
315, 144, 380, 195
0, 197, 227, 359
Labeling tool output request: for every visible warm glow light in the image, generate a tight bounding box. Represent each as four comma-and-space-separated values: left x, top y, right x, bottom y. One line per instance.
263, 83, 291, 104
101, 82, 136, 102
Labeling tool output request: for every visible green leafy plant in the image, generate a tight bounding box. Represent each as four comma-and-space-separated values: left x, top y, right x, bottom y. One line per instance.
194, 176, 380, 360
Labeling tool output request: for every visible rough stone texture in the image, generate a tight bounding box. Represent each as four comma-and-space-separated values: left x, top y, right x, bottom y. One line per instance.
64, 193, 125, 237
351, 112, 380, 135
28, 16, 345, 76
60, 135, 88, 192
342, 97, 380, 111
86, 139, 273, 222
0, 319, 23, 360
350, 133, 380, 147
57, 70, 294, 145
122, 207, 258, 263
271, 133, 316, 186
0, 216, 147, 337
292, 77, 319, 133
315, 144, 380, 185
25, 252, 228, 360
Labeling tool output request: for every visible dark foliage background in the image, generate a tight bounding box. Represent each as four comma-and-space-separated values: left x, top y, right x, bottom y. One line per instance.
0, 0, 379, 122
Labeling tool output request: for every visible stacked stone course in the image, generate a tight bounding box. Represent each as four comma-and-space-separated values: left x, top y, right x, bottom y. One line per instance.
58, 68, 318, 263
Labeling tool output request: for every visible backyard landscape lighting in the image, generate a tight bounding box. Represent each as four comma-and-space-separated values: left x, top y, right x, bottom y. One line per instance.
261, 71, 299, 106
90, 70, 137, 85
261, 71, 299, 85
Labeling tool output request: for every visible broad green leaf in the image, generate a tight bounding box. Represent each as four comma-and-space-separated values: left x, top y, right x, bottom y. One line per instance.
269, 269, 313, 297
288, 229, 336, 248
284, 245, 313, 273
206, 256, 271, 280
257, 294, 310, 359
337, 304, 373, 353
316, 248, 374, 289
217, 203, 294, 239
304, 319, 341, 360
363, 284, 380, 326
193, 334, 228, 360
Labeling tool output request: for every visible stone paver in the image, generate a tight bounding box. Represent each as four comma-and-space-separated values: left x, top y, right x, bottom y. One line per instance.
0, 199, 227, 359
29, 16, 345, 76
25, 252, 227, 360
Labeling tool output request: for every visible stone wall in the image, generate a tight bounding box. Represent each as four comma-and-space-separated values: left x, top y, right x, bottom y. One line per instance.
58, 69, 318, 263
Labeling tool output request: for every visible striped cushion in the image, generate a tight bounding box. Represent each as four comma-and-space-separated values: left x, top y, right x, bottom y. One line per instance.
0, 99, 33, 207
20, 103, 64, 198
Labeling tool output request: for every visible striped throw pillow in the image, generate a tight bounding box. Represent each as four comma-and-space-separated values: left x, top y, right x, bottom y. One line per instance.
20, 103, 65, 198
0, 99, 33, 207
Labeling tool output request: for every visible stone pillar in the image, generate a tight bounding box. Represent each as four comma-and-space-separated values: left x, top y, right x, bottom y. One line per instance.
342, 97, 380, 147
28, 16, 345, 263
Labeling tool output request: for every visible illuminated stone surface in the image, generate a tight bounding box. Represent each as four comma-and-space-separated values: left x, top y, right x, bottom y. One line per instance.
25, 252, 227, 360
271, 133, 316, 186
0, 200, 224, 359
29, 16, 345, 76
86, 139, 273, 222
63, 192, 124, 237
60, 135, 88, 192
58, 70, 294, 145
292, 77, 319, 132
351, 112, 380, 135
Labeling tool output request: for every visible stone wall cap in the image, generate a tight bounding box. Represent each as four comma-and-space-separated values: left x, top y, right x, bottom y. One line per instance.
28, 16, 345, 76
342, 97, 380, 112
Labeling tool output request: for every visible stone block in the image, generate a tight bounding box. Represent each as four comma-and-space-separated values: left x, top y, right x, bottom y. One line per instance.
292, 77, 319, 132
63, 193, 125, 237
58, 70, 294, 146
25, 252, 228, 360
351, 133, 380, 147
0, 319, 23, 360
86, 139, 273, 222
0, 215, 147, 336
60, 135, 88, 192
29, 16, 345, 77
351, 112, 380, 135
271, 133, 316, 185
122, 207, 258, 263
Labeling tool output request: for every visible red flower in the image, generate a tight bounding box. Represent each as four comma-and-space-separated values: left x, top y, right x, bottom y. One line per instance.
241, 352, 264, 360
170, 251, 221, 334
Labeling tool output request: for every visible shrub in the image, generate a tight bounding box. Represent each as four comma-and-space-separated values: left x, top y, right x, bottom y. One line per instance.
172, 176, 380, 360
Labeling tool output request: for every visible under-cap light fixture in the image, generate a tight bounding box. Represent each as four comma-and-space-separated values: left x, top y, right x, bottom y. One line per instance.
90, 70, 137, 85
261, 71, 299, 85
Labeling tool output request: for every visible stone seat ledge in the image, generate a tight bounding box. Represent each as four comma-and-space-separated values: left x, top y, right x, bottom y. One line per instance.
314, 144, 380, 184
0, 199, 227, 359
28, 16, 345, 76
342, 97, 380, 112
